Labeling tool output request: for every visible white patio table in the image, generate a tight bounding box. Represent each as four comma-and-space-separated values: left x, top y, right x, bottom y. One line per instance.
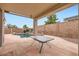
31, 36, 54, 53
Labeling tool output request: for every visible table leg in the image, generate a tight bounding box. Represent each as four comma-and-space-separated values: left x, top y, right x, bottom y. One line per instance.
39, 43, 44, 53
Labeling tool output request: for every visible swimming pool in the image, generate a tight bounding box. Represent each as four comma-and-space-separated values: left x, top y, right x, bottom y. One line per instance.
15, 33, 32, 38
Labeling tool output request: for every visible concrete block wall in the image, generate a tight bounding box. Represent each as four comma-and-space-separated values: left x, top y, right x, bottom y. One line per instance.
4, 28, 23, 34
38, 20, 79, 43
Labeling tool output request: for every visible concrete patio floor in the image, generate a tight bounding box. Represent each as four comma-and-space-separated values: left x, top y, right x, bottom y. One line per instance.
0, 34, 78, 56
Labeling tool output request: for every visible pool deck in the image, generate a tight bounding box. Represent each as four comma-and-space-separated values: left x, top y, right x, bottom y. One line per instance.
0, 34, 78, 56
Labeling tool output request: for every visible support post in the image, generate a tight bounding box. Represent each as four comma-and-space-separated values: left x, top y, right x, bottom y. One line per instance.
0, 8, 4, 47
78, 3, 79, 56
33, 19, 38, 35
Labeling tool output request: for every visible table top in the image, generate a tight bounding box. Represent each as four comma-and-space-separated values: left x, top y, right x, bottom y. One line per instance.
31, 36, 54, 43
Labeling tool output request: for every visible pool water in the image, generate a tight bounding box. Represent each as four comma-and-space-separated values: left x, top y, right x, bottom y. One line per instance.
15, 33, 32, 38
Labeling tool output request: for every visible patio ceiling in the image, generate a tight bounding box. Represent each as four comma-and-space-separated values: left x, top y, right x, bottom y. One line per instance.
0, 3, 73, 20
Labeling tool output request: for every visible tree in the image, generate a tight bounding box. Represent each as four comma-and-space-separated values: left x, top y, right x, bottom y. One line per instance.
45, 15, 58, 25
23, 25, 28, 29
23, 25, 29, 33
7, 24, 17, 28
7, 24, 17, 34
7, 24, 12, 28
12, 25, 17, 28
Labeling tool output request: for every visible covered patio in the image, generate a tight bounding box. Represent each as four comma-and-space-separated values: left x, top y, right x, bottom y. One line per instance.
0, 3, 78, 55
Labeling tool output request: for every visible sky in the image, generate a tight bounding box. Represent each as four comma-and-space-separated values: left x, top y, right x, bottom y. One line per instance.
5, 4, 78, 28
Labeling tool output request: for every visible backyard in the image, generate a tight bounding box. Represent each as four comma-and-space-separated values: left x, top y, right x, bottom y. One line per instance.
0, 3, 78, 56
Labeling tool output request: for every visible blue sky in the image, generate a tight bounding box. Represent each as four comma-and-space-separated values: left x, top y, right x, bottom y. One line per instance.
5, 13, 33, 28
5, 4, 78, 28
